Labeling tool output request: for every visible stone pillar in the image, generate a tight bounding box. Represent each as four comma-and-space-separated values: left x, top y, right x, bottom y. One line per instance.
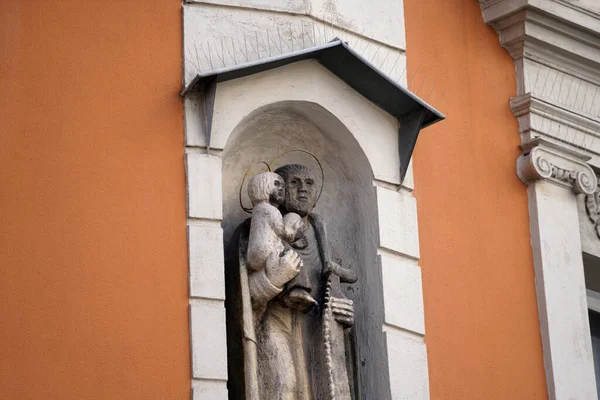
517, 139, 598, 399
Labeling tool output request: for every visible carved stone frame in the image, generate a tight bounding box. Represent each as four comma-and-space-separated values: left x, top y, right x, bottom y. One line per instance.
183, 60, 431, 399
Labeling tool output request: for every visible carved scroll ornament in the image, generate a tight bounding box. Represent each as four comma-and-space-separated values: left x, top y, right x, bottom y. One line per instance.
586, 184, 600, 239
517, 141, 597, 195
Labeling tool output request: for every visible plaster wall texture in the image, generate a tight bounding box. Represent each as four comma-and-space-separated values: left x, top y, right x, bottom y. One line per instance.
405, 0, 548, 398
0, 1, 190, 399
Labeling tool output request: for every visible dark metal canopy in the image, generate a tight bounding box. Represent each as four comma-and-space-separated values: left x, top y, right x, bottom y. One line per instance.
182, 39, 445, 183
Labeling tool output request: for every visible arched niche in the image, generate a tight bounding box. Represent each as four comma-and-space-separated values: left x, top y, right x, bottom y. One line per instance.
185, 57, 434, 399
222, 100, 391, 399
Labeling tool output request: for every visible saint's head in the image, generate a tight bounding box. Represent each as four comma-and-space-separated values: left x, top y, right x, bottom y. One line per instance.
247, 172, 285, 206
274, 164, 318, 217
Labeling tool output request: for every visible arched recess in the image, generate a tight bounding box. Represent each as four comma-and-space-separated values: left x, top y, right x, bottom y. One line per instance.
185, 60, 429, 399
222, 100, 389, 399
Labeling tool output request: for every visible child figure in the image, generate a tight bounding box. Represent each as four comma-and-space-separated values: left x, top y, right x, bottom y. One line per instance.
246, 172, 317, 309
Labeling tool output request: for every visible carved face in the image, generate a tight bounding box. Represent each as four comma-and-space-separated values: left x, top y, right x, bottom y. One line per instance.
282, 169, 317, 217
269, 175, 285, 205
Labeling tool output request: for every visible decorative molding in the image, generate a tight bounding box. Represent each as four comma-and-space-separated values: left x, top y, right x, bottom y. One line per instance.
510, 94, 600, 131
478, 0, 600, 165
586, 183, 600, 238
483, 7, 600, 78
480, 0, 600, 35
509, 94, 600, 160
517, 139, 598, 194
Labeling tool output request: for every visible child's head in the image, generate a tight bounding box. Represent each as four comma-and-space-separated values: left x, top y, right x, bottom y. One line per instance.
248, 172, 285, 206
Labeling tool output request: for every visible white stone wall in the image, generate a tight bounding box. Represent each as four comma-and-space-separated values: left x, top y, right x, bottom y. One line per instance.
185, 152, 229, 399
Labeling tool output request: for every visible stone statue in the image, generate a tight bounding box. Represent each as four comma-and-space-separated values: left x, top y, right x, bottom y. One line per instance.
226, 163, 358, 400
246, 171, 306, 288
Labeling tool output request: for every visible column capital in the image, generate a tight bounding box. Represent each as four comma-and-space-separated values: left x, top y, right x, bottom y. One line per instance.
517, 138, 598, 194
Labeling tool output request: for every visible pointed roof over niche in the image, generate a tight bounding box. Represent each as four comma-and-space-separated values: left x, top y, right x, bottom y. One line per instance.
182, 39, 445, 183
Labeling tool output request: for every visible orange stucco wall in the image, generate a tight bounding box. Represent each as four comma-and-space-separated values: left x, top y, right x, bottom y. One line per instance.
405, 1, 548, 398
0, 2, 189, 399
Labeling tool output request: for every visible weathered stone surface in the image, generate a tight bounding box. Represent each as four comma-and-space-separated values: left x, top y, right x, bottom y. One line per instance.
231, 164, 357, 399
184, 92, 207, 148
186, 153, 223, 220
188, 221, 225, 300
517, 141, 597, 400
190, 300, 228, 380
192, 379, 228, 400
381, 253, 425, 335
385, 330, 429, 400
377, 186, 420, 259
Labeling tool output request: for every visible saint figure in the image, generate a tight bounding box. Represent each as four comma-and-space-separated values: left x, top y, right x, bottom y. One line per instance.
226, 163, 357, 400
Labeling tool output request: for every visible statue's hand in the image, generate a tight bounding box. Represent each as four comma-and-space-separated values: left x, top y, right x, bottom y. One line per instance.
266, 249, 303, 289
330, 297, 354, 327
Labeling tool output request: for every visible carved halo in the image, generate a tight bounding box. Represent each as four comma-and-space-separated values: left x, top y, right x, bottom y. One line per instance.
238, 150, 325, 214
239, 161, 272, 213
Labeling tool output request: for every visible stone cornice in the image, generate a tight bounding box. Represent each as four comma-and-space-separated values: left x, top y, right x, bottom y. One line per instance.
510, 93, 600, 138
517, 138, 597, 194
479, 1, 600, 73
480, 0, 600, 32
